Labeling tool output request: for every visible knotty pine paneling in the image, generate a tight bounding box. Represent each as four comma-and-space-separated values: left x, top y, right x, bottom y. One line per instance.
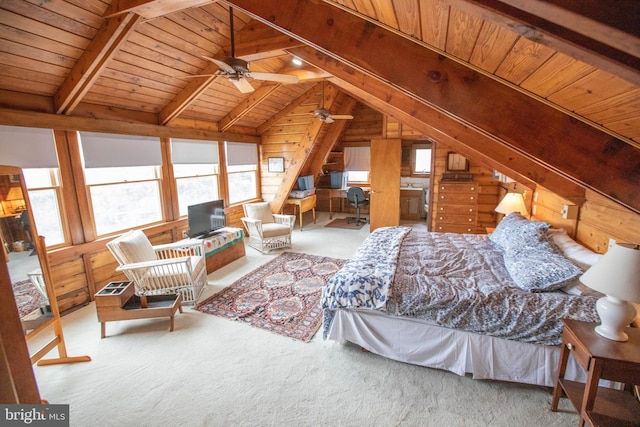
531, 187, 579, 238
576, 190, 640, 253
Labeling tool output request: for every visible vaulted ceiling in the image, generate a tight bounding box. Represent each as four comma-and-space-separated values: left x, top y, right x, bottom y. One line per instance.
0, 0, 638, 213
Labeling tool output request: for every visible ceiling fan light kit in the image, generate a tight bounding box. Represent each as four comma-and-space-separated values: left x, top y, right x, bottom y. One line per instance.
198, 7, 299, 93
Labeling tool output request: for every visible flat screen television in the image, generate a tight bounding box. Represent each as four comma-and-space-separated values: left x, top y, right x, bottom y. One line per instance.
187, 199, 226, 238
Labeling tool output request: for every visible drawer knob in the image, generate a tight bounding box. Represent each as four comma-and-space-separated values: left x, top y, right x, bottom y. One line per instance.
566, 343, 573, 351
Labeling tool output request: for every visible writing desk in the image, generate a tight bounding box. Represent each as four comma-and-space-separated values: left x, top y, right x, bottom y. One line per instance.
326, 187, 370, 219
283, 194, 316, 231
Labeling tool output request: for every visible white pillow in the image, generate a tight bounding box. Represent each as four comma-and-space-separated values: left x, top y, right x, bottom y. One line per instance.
548, 228, 602, 270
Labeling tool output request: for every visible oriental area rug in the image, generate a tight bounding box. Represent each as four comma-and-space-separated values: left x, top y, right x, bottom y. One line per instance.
196, 252, 346, 342
12, 279, 47, 318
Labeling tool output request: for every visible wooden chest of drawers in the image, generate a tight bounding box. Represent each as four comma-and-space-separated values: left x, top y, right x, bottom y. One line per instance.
434, 182, 478, 233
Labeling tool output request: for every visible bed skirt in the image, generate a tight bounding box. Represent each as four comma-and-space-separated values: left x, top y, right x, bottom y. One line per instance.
326, 309, 587, 387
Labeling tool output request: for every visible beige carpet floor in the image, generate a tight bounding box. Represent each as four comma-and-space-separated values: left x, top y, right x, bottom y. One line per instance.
31, 213, 578, 426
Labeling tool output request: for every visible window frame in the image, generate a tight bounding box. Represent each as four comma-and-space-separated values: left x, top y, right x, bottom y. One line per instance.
411, 143, 432, 177
84, 166, 165, 237
23, 168, 69, 248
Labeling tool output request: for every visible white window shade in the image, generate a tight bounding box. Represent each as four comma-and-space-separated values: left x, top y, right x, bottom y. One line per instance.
171, 138, 219, 164
0, 126, 58, 168
226, 141, 258, 166
80, 132, 161, 168
344, 146, 370, 171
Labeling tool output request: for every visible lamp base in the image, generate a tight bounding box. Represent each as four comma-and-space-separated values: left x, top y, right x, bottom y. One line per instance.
594, 295, 637, 342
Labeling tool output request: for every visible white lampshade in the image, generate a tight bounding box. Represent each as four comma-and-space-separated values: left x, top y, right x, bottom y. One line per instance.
580, 243, 640, 341
495, 192, 528, 216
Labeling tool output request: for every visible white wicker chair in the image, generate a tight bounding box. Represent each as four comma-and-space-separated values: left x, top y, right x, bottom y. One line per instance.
106, 230, 206, 304
241, 202, 296, 254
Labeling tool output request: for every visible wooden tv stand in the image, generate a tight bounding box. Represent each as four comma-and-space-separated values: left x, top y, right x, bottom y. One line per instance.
199, 227, 245, 274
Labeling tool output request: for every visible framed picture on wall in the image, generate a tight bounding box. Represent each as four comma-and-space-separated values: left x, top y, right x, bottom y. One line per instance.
268, 157, 285, 173
446, 152, 469, 171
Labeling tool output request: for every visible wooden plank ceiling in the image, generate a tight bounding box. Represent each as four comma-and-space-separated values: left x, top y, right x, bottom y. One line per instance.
0, 0, 638, 212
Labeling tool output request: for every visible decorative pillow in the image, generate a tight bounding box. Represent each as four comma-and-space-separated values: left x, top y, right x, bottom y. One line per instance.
547, 228, 602, 270
244, 202, 274, 224
503, 244, 584, 292
118, 230, 156, 263
489, 213, 550, 251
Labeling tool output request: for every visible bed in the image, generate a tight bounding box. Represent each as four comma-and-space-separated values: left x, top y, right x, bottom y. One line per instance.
321, 213, 604, 387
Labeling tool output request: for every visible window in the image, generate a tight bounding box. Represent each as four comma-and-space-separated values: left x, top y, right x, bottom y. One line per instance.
346, 171, 369, 183
412, 144, 432, 175
0, 126, 65, 246
344, 146, 370, 184
84, 166, 162, 236
23, 169, 66, 246
80, 132, 163, 236
172, 139, 220, 216
225, 142, 258, 204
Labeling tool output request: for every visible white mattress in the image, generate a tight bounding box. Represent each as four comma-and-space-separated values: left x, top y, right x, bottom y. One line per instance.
326, 309, 587, 387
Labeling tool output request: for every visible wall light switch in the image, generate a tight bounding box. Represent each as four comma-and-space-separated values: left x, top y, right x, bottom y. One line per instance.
561, 204, 579, 219
608, 238, 616, 249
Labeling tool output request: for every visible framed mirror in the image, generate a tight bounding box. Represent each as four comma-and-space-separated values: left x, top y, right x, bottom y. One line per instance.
0, 165, 89, 366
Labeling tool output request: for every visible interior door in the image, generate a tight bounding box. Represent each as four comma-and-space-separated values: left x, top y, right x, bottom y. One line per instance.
369, 139, 401, 231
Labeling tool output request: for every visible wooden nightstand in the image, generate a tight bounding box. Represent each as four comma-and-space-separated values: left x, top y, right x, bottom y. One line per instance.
551, 319, 640, 426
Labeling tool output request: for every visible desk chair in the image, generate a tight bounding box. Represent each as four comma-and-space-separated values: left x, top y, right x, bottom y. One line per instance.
346, 187, 369, 224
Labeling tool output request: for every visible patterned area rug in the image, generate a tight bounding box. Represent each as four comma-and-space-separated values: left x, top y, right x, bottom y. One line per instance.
12, 279, 48, 318
196, 252, 346, 342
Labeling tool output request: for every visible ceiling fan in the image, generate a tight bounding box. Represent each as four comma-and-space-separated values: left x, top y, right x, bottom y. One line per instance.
312, 81, 354, 123
197, 7, 299, 93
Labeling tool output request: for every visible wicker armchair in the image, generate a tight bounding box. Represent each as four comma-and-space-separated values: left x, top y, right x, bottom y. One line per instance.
106, 230, 206, 304
241, 202, 296, 254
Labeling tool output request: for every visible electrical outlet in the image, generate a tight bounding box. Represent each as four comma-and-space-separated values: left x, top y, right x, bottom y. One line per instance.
608, 238, 616, 249
182, 230, 188, 238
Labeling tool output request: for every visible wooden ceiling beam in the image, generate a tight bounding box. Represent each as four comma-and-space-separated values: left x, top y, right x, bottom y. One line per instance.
293, 48, 585, 202
218, 83, 280, 131
54, 13, 142, 115
104, 0, 216, 19
0, 108, 259, 143
257, 83, 321, 135
230, 0, 640, 213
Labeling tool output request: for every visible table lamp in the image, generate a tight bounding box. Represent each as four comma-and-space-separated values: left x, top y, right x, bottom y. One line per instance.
495, 192, 528, 217
579, 242, 640, 341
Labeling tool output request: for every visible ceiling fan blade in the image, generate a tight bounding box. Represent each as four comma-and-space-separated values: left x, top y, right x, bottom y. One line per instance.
330, 115, 354, 120
203, 56, 235, 73
247, 72, 299, 84
229, 77, 255, 93
176, 74, 219, 79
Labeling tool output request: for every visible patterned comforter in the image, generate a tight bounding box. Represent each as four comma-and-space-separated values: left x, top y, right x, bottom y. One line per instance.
321, 227, 598, 346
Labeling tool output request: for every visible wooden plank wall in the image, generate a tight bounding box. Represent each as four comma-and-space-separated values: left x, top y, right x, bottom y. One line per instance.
576, 190, 640, 253
532, 188, 640, 254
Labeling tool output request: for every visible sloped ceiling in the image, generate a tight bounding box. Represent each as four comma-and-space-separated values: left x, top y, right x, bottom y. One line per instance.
0, 0, 638, 213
